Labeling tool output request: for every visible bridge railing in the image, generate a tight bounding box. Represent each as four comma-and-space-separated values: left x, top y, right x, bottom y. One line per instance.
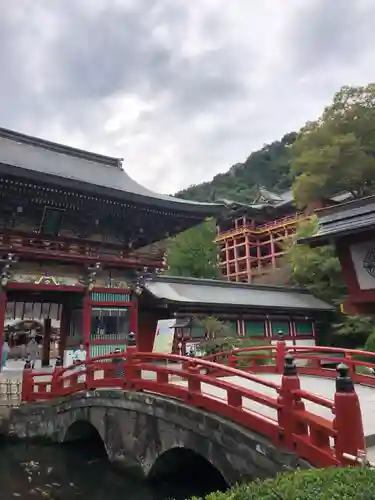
203, 342, 375, 385
20, 348, 366, 469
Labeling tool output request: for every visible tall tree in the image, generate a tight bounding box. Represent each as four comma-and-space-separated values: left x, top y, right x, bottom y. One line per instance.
165, 219, 219, 279
292, 84, 375, 208
288, 216, 346, 304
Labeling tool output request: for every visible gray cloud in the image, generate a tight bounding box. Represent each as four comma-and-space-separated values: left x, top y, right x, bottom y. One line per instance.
289, 0, 375, 73
1, 0, 375, 194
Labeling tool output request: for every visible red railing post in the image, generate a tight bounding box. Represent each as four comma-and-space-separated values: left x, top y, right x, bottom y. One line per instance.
277, 353, 307, 448
85, 362, 95, 391
51, 365, 64, 397
334, 363, 366, 465
187, 362, 201, 393
185, 361, 202, 405
276, 338, 286, 373
125, 346, 140, 390
344, 352, 355, 379
228, 352, 237, 368
21, 368, 33, 402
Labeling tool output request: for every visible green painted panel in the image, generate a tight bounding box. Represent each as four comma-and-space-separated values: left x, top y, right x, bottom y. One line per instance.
91, 292, 131, 302
90, 344, 126, 358
244, 321, 265, 337
225, 320, 238, 336
90, 332, 127, 341
295, 321, 313, 336
271, 321, 290, 336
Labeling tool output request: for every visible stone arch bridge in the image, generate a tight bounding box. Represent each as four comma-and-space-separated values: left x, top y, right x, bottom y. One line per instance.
8, 389, 308, 486
6, 342, 375, 484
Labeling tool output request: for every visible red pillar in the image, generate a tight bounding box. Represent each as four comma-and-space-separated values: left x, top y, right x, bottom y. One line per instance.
225, 240, 230, 278
245, 234, 251, 283
0, 290, 6, 364
130, 296, 139, 348
270, 232, 276, 268
82, 294, 92, 359
256, 238, 262, 276
59, 302, 71, 359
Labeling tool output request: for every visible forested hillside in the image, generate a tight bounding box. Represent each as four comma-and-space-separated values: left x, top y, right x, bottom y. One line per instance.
176, 132, 297, 203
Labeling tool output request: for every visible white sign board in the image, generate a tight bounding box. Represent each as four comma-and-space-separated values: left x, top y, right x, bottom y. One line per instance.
63, 349, 75, 367
153, 319, 177, 354
185, 342, 203, 357
350, 240, 375, 290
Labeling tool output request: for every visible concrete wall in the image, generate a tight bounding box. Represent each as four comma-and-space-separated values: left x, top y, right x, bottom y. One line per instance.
7, 390, 310, 485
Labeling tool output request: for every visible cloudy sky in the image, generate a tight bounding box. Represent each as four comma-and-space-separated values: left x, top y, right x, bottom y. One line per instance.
1, 1, 374, 195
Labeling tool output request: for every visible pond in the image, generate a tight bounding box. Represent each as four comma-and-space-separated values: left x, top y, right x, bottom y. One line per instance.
0, 438, 227, 500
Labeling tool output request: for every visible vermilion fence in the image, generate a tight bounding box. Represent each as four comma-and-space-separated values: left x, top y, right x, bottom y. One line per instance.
203, 343, 375, 386
21, 345, 367, 469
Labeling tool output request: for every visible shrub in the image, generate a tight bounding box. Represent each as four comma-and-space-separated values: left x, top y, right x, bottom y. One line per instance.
364, 330, 375, 354
234, 337, 271, 367
195, 467, 375, 500
354, 329, 375, 364
199, 336, 271, 367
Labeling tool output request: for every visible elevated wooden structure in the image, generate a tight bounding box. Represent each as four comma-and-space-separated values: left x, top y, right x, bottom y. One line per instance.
216, 188, 352, 283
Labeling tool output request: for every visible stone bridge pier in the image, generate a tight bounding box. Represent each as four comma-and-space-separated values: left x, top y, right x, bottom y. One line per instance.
7, 390, 310, 486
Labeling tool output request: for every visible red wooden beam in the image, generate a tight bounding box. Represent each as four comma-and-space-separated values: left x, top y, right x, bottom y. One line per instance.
6, 282, 84, 293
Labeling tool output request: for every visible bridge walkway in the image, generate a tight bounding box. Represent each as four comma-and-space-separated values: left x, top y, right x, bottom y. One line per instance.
172, 373, 375, 443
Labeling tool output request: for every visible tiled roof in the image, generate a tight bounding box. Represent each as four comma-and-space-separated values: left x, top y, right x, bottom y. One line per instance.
0, 127, 225, 214
299, 196, 375, 247
143, 275, 333, 311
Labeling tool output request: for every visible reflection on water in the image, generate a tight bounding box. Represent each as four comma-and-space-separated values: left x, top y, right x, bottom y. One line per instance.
0, 439, 226, 500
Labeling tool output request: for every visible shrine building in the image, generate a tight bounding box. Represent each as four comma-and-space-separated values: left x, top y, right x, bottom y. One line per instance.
135, 275, 333, 353
0, 127, 224, 364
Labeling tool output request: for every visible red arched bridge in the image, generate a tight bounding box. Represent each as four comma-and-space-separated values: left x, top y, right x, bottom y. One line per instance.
20, 342, 375, 470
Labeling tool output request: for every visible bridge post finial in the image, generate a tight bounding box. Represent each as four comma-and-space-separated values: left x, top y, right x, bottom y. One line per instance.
334, 363, 366, 465
127, 331, 137, 348
21, 365, 33, 402
283, 352, 297, 376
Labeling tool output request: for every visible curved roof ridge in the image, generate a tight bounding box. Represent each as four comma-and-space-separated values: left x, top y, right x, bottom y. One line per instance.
0, 126, 226, 213
0, 126, 122, 168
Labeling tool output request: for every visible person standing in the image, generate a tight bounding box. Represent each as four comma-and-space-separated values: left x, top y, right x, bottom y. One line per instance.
1, 340, 10, 371
73, 344, 87, 383
26, 336, 39, 369
72, 343, 87, 364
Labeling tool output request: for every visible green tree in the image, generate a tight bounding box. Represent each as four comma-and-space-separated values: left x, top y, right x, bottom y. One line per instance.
165, 219, 219, 279
292, 84, 375, 208
288, 216, 346, 304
